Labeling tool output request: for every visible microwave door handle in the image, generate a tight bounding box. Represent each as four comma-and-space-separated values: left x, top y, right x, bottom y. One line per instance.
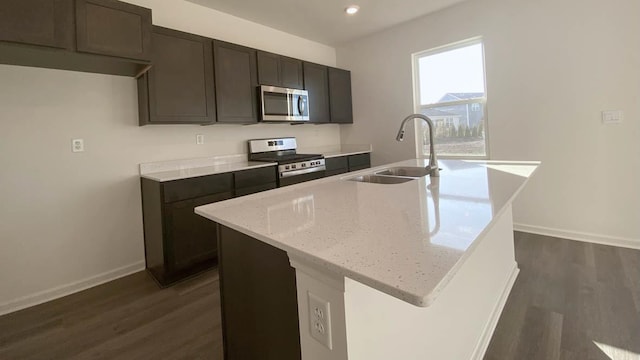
297, 96, 306, 115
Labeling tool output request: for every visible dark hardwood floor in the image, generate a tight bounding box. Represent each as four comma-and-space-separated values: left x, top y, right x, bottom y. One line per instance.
0, 270, 223, 359
485, 232, 640, 360
0, 232, 638, 360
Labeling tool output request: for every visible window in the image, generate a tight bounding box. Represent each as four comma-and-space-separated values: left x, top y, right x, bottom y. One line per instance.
413, 39, 487, 158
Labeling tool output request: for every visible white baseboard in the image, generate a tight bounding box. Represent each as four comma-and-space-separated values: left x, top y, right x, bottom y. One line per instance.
0, 261, 145, 317
514, 223, 640, 250
472, 264, 520, 360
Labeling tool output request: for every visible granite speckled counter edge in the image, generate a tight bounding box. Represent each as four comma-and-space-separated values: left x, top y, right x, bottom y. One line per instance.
139, 144, 372, 182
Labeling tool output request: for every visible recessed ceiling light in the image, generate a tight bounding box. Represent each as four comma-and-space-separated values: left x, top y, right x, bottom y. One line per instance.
345, 5, 360, 15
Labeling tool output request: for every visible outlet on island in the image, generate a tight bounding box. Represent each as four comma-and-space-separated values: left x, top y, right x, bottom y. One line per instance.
308, 292, 332, 349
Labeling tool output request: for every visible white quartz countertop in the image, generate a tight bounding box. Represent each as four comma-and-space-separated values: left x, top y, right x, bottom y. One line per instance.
139, 144, 372, 182
139, 154, 277, 182
141, 161, 277, 182
298, 144, 372, 158
196, 159, 539, 306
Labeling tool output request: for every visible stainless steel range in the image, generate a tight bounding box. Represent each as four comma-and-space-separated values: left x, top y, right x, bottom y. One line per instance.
248, 137, 326, 186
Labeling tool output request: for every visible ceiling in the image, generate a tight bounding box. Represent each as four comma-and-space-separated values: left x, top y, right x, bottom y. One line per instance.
186, 0, 470, 46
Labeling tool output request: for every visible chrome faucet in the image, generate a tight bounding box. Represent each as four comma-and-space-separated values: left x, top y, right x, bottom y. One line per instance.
395, 114, 440, 177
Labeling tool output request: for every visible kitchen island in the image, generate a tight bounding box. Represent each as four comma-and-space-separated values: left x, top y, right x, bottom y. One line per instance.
196, 158, 539, 360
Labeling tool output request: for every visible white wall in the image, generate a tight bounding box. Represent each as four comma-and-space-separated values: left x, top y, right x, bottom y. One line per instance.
338, 0, 640, 245
0, 0, 338, 314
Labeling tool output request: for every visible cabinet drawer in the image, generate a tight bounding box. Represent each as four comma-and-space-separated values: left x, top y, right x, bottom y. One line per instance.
325, 168, 349, 177
162, 173, 233, 203
235, 182, 277, 197
325, 156, 348, 172
348, 153, 371, 170
234, 166, 277, 189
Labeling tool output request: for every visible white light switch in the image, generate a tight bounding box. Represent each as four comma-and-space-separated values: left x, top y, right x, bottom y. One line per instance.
601, 110, 623, 125
196, 134, 204, 145
72, 139, 84, 152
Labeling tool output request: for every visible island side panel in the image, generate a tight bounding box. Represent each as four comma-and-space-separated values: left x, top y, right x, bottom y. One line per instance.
344, 205, 519, 360
217, 225, 302, 360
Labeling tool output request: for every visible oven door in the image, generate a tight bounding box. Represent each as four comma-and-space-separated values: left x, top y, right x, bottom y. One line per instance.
260, 85, 309, 122
278, 170, 326, 187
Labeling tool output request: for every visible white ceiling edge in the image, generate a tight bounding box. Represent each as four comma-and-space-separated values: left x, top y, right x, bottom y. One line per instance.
185, 0, 472, 47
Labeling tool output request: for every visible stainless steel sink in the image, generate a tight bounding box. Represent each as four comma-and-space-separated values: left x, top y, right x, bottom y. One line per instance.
375, 167, 432, 178
348, 174, 415, 184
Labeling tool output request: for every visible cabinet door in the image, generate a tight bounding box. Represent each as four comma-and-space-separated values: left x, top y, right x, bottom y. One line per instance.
213, 41, 258, 124
303, 62, 330, 123
75, 0, 152, 60
0, 0, 74, 50
257, 51, 280, 86
165, 192, 233, 271
234, 166, 278, 197
280, 56, 303, 89
140, 26, 216, 125
328, 67, 354, 123
325, 156, 349, 177
348, 153, 371, 171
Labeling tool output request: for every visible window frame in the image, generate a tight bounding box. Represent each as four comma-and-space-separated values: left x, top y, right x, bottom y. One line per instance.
411, 37, 490, 160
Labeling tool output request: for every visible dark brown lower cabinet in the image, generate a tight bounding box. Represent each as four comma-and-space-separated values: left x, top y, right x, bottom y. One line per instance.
141, 174, 233, 286
141, 166, 277, 286
218, 225, 301, 360
325, 156, 349, 177
164, 193, 231, 271
347, 153, 371, 172
325, 153, 371, 176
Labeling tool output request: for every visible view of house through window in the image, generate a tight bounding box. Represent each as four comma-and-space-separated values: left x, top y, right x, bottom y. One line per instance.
414, 40, 487, 157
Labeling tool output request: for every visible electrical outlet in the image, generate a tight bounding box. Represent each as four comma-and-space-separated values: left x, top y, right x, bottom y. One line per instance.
196, 134, 204, 145
72, 139, 84, 153
602, 110, 623, 125
308, 292, 332, 349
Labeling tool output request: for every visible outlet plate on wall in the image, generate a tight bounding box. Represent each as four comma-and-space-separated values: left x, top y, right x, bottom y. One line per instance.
71, 139, 84, 152
602, 110, 623, 124
308, 291, 332, 349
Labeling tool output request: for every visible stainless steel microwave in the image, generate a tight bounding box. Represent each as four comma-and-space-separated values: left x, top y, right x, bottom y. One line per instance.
259, 85, 309, 122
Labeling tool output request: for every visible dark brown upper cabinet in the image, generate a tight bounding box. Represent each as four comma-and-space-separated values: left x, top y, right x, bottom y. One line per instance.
75, 0, 152, 61
328, 67, 353, 124
138, 26, 216, 125
0, 0, 74, 50
0, 0, 151, 77
303, 62, 331, 123
213, 40, 258, 124
257, 51, 303, 89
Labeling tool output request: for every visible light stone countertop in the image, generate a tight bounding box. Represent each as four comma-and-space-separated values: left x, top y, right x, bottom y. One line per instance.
298, 144, 372, 158
140, 154, 277, 182
195, 159, 539, 307
139, 145, 372, 182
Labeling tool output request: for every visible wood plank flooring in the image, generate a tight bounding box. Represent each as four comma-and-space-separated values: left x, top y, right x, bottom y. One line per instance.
0, 232, 638, 359
484, 232, 640, 360
0, 271, 223, 359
